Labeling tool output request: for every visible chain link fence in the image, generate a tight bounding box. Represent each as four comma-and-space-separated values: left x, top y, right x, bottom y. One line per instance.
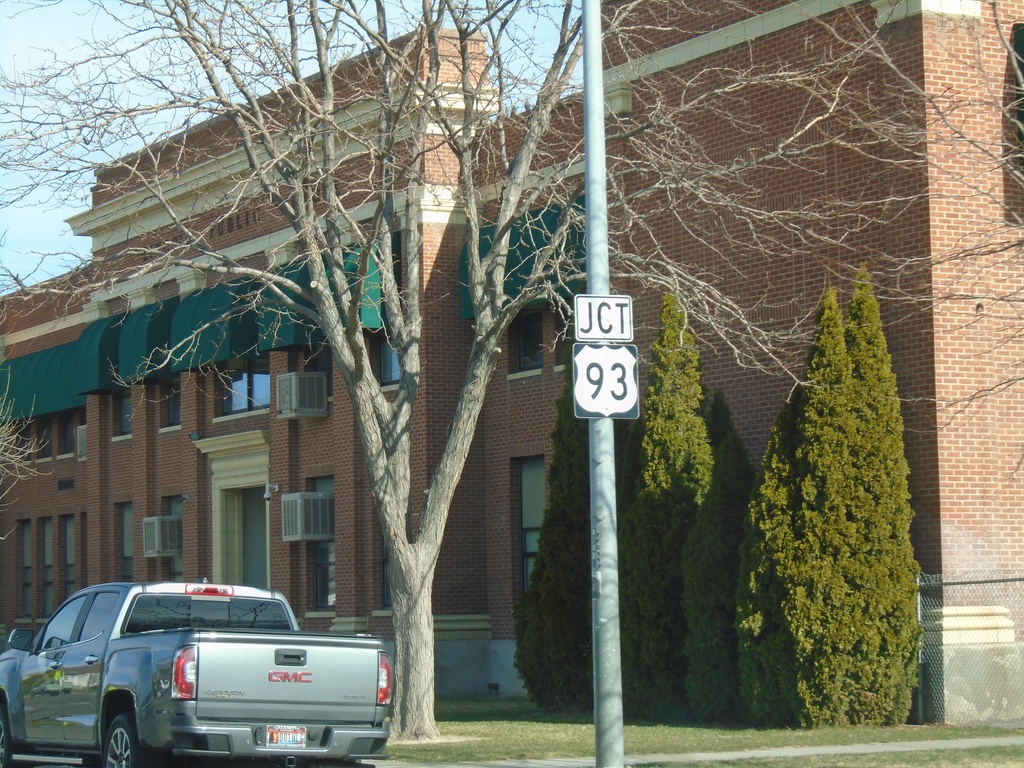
918, 572, 1024, 726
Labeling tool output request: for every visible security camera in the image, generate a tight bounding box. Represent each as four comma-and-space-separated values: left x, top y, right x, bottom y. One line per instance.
264, 482, 280, 500
264, 488, 272, 501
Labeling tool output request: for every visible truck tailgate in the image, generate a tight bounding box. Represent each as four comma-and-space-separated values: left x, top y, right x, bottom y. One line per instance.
193, 632, 382, 724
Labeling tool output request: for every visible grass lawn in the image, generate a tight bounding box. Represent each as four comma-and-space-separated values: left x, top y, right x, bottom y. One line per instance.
384, 696, 1024, 767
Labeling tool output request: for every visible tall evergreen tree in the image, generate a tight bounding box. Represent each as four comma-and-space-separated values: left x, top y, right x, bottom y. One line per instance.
735, 390, 804, 726
513, 360, 593, 712
737, 283, 919, 727
839, 269, 920, 725
786, 287, 860, 726
683, 391, 755, 722
619, 294, 713, 720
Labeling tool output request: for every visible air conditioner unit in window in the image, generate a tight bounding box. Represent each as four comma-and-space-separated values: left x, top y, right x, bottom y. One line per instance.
281, 493, 335, 542
276, 372, 328, 418
142, 516, 182, 556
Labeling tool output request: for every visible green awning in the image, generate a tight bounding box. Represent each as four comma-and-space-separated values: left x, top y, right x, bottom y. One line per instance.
460, 204, 586, 320
75, 314, 124, 394
257, 255, 384, 351
170, 283, 259, 372
119, 296, 181, 382
343, 248, 384, 331
0, 343, 86, 419
258, 263, 326, 351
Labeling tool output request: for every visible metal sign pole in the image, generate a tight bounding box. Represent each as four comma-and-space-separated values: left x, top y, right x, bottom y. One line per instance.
581, 0, 625, 766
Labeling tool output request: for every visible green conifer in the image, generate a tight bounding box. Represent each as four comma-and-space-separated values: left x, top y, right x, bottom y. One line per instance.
786, 287, 859, 726
513, 360, 593, 712
683, 391, 754, 721
735, 390, 804, 726
738, 281, 920, 726
838, 269, 920, 725
619, 294, 712, 720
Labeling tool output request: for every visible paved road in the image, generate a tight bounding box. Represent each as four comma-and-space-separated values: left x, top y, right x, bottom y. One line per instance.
386, 734, 1024, 767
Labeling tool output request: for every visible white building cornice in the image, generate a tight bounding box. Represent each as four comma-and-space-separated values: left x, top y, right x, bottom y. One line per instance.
605, 0, 983, 90
872, 0, 982, 25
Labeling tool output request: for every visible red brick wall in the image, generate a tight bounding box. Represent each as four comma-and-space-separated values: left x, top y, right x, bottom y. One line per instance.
7, 0, 1024, 671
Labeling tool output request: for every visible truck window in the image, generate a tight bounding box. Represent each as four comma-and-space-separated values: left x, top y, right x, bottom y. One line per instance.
124, 595, 292, 633
80, 591, 122, 642
40, 594, 88, 650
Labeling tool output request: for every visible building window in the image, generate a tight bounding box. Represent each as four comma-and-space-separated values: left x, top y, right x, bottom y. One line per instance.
382, 535, 392, 608
308, 347, 334, 398
20, 521, 32, 617
116, 391, 133, 436
520, 456, 545, 591
163, 374, 182, 427
42, 517, 54, 615
164, 496, 184, 581
58, 411, 77, 455
118, 502, 134, 581
64, 515, 76, 597
16, 420, 32, 459
37, 418, 53, 459
311, 476, 335, 609
380, 338, 400, 385
315, 543, 334, 609
513, 312, 544, 372
220, 357, 271, 415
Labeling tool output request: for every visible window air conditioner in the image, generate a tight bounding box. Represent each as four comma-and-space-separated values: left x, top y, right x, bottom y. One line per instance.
142, 516, 183, 556
276, 372, 328, 418
76, 424, 87, 461
281, 493, 335, 542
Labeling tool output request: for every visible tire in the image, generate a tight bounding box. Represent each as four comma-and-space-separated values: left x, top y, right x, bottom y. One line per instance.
0, 704, 12, 768
103, 713, 164, 768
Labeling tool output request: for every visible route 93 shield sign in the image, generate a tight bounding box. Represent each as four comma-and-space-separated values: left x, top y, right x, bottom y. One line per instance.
572, 343, 640, 419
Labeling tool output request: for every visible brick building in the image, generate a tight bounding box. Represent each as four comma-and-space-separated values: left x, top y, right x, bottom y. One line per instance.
3, 0, 1024, 703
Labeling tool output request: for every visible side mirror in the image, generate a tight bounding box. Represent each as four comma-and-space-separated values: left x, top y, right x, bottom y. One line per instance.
7, 628, 36, 653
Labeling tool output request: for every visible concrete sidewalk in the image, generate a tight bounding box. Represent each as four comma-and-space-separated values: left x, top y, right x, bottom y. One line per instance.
385, 734, 1024, 767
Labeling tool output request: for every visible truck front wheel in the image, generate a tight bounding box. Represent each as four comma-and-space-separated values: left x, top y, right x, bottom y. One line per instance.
104, 714, 165, 768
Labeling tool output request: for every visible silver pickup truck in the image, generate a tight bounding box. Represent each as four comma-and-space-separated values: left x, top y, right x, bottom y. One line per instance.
0, 582, 391, 768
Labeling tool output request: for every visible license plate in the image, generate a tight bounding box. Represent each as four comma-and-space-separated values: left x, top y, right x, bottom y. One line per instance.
267, 725, 306, 748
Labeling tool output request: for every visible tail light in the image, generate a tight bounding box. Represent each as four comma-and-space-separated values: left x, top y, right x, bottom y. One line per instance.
172, 645, 198, 700
377, 652, 393, 706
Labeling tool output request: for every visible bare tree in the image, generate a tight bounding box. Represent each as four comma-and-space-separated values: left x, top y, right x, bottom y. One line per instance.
3, 0, 990, 739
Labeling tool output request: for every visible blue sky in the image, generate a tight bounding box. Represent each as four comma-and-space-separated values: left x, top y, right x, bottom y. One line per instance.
0, 0, 572, 286
1, 0, 110, 283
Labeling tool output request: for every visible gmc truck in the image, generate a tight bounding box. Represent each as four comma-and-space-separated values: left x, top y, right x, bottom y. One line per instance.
0, 582, 392, 768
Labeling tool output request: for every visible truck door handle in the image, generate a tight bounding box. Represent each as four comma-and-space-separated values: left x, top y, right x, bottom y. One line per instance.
49, 660, 63, 670
85, 655, 100, 665
275, 649, 307, 666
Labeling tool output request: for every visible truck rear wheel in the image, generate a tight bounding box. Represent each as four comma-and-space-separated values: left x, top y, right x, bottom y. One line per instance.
0, 704, 12, 768
104, 713, 165, 768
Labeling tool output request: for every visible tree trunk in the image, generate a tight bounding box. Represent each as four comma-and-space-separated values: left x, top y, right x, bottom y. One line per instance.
389, 548, 440, 740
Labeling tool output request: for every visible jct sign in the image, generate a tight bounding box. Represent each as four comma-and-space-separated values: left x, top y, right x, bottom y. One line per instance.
574, 295, 633, 342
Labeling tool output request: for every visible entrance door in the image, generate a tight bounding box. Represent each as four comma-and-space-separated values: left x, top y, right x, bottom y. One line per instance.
221, 487, 269, 588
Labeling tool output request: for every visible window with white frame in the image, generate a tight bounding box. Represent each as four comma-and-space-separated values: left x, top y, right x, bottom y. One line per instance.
513, 312, 544, 372
118, 502, 134, 581
520, 456, 545, 591
20, 521, 32, 617
380, 338, 400, 385
220, 356, 271, 415
58, 411, 78, 455
162, 374, 182, 427
310, 476, 335, 609
164, 496, 184, 581
37, 418, 53, 458
116, 391, 133, 436
64, 515, 76, 597
42, 517, 53, 615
